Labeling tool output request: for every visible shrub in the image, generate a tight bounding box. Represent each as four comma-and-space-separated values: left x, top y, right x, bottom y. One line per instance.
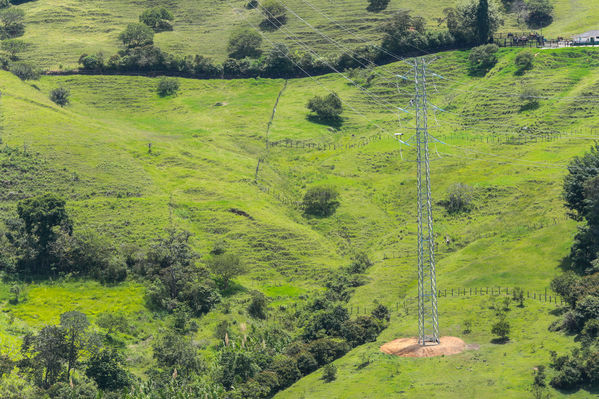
0, 7, 25, 39
307, 338, 350, 366
9, 61, 38, 80
96, 312, 130, 334
307, 92, 343, 121
246, 0, 258, 9
443, 183, 474, 214
248, 290, 268, 319
525, 0, 553, 28
85, 349, 130, 391
322, 363, 337, 382
139, 7, 174, 32
210, 253, 246, 291
0, 0, 9, 9
366, 0, 390, 12
302, 186, 340, 217
468, 44, 498, 76
512, 287, 525, 307
260, 0, 287, 29
118, 23, 154, 48
269, 356, 300, 389
156, 77, 179, 96
371, 304, 390, 322
550, 365, 583, 390
49, 87, 70, 106
227, 28, 263, 59
519, 85, 540, 111
78, 53, 104, 71
152, 330, 202, 378
491, 317, 510, 341
514, 51, 533, 75
347, 252, 373, 274
1, 39, 27, 60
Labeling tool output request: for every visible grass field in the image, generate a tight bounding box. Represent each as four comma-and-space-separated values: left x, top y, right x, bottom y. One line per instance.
1, 46, 599, 396
10, 0, 599, 70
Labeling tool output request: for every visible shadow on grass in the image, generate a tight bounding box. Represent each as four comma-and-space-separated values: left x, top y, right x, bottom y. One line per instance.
519, 102, 540, 112
218, 280, 246, 297
306, 115, 343, 129
259, 17, 287, 32
490, 337, 510, 344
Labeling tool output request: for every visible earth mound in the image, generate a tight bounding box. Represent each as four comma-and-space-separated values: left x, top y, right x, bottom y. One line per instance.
380, 336, 469, 358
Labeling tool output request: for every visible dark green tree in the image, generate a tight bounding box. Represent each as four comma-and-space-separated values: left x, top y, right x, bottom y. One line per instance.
15, 193, 71, 274
118, 23, 154, 48
307, 92, 343, 122
491, 316, 510, 342
139, 7, 174, 32
525, 0, 553, 28
152, 330, 202, 378
247, 290, 268, 319
0, 7, 25, 39
366, 0, 390, 12
85, 348, 130, 391
227, 28, 262, 59
468, 44, 499, 76
210, 253, 246, 291
60, 311, 92, 380
475, 0, 490, 44
50, 87, 70, 106
1, 38, 27, 60
302, 186, 340, 217
156, 77, 179, 96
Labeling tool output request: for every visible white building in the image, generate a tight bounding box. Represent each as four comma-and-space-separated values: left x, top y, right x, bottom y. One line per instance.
573, 30, 599, 43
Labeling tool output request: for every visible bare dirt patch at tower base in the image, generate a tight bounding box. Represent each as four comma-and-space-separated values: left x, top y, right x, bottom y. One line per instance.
380, 336, 472, 357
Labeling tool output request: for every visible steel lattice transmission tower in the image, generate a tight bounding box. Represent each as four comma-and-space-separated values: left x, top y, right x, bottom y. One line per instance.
413, 57, 439, 345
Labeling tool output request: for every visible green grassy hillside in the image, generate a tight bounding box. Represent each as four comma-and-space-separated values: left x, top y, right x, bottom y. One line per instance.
12, 0, 599, 70
1, 46, 599, 396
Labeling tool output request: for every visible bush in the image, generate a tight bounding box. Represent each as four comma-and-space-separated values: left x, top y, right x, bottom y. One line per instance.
210, 253, 246, 291
302, 186, 340, 217
78, 53, 104, 71
260, 0, 287, 29
0, 7, 25, 39
525, 0, 553, 28
156, 77, 179, 96
119, 23, 154, 48
347, 252, 373, 274
1, 39, 27, 60
0, 0, 9, 9
468, 44, 498, 76
514, 51, 533, 75
443, 183, 474, 214
248, 290, 268, 319
519, 85, 540, 111
269, 356, 300, 389
491, 317, 510, 341
227, 28, 263, 59
85, 349, 130, 391
366, 0, 390, 12
9, 61, 38, 80
307, 92, 343, 121
307, 338, 350, 366
322, 363, 337, 382
49, 87, 70, 106
139, 7, 174, 32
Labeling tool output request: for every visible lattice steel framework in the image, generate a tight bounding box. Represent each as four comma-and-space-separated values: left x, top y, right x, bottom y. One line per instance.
413, 57, 439, 345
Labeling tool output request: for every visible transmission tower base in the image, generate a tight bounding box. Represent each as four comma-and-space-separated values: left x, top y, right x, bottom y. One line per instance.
380, 336, 474, 358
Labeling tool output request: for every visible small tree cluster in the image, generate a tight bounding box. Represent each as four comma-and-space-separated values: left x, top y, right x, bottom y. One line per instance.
442, 183, 474, 214
139, 7, 174, 32
366, 0, 390, 12
468, 44, 499, 76
227, 28, 263, 59
306, 92, 343, 122
302, 186, 340, 217
156, 77, 179, 96
524, 0, 553, 28
119, 23, 154, 48
0, 7, 25, 39
260, 0, 287, 30
49, 87, 70, 106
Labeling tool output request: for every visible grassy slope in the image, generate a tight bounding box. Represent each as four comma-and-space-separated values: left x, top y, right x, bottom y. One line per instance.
13, 0, 599, 70
1, 47, 599, 395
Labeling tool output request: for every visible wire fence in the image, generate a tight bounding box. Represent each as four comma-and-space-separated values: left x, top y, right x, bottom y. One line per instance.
348, 286, 564, 316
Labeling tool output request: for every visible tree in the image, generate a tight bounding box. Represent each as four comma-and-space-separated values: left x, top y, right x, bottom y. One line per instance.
50, 87, 70, 106
85, 348, 130, 391
118, 23, 154, 48
366, 0, 390, 12
152, 330, 202, 378
210, 253, 246, 290
564, 144, 599, 219
322, 363, 337, 382
445, 0, 503, 45
22, 326, 66, 388
1, 39, 27, 60
380, 10, 428, 56
260, 0, 287, 29
468, 44, 498, 76
139, 7, 174, 32
227, 28, 262, 59
443, 183, 474, 214
9, 62, 38, 80
519, 85, 540, 110
248, 290, 268, 319
16, 193, 71, 274
156, 77, 179, 96
514, 51, 533, 75
60, 311, 91, 380
0, 7, 25, 39
475, 0, 490, 44
525, 0, 553, 28
263, 43, 295, 77
307, 92, 343, 121
302, 186, 340, 217
491, 317, 510, 342
512, 287, 525, 307
0, 0, 9, 9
